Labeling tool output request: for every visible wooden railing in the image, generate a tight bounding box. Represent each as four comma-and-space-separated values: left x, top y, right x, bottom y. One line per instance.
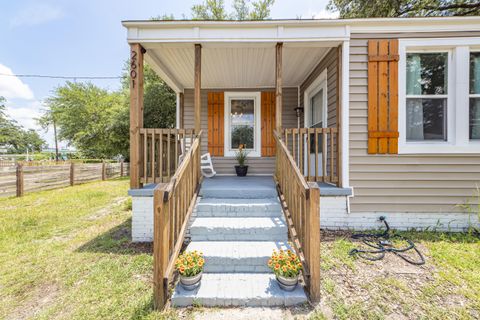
139, 128, 196, 184
283, 127, 338, 184
274, 130, 321, 302
153, 131, 202, 309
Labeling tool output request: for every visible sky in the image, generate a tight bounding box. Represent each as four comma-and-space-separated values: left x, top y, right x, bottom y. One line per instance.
0, 0, 335, 148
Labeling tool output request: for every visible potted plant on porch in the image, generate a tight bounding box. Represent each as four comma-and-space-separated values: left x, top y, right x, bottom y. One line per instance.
175, 250, 205, 290
268, 249, 302, 291
234, 145, 249, 177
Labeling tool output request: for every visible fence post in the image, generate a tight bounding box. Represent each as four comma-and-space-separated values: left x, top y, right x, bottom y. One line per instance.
153, 187, 169, 309
306, 182, 321, 302
120, 160, 124, 177
70, 162, 75, 186
16, 163, 24, 197
102, 161, 106, 180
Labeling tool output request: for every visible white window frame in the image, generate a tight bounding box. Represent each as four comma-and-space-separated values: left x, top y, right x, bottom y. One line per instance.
224, 91, 262, 157
304, 69, 328, 128
469, 50, 480, 140
398, 37, 480, 154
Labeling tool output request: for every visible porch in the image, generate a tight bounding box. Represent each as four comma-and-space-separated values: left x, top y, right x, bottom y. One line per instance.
124, 20, 350, 309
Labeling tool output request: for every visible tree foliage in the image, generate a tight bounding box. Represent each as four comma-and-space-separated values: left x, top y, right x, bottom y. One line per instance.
327, 0, 480, 18
192, 0, 275, 20
0, 96, 46, 153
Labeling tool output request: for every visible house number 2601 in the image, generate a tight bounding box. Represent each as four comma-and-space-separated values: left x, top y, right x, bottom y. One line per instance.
130, 50, 138, 88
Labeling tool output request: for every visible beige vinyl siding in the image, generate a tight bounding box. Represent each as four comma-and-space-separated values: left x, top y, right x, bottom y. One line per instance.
349, 35, 480, 213
183, 87, 298, 175
300, 47, 338, 128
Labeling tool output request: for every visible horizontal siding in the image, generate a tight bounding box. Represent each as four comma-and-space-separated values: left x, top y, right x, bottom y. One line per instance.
349, 36, 480, 213
183, 87, 298, 175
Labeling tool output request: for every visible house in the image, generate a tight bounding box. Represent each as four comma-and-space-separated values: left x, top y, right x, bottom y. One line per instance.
123, 17, 480, 307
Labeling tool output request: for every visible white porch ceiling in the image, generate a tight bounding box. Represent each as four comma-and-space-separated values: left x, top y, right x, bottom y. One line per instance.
142, 44, 331, 90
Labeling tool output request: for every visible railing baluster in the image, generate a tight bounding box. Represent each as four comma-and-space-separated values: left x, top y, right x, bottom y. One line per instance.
143, 130, 148, 183
322, 128, 327, 182
315, 129, 319, 181
330, 128, 335, 183
151, 129, 156, 183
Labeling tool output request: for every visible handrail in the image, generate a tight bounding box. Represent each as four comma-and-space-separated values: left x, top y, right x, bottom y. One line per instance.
153, 130, 202, 309
274, 130, 321, 302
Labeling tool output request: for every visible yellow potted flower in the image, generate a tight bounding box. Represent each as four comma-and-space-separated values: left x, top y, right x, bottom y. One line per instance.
268, 249, 302, 291
175, 251, 205, 290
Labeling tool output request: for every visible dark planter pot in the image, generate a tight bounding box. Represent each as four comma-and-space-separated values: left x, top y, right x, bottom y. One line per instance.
235, 165, 248, 177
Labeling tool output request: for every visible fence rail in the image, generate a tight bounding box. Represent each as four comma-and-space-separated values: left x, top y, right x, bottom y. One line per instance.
139, 128, 196, 185
283, 127, 338, 184
153, 130, 202, 309
274, 130, 321, 302
0, 161, 129, 198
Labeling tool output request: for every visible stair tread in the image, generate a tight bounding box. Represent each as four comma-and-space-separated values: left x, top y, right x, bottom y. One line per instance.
197, 197, 280, 205
190, 217, 287, 230
171, 273, 307, 307
188, 241, 290, 257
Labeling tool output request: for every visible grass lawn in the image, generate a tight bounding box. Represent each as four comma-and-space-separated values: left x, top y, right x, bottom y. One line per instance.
0, 178, 479, 319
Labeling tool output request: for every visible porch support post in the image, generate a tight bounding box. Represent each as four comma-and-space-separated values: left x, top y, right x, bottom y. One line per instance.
336, 45, 343, 187
179, 92, 184, 129
194, 44, 202, 133
275, 42, 283, 131
129, 43, 145, 189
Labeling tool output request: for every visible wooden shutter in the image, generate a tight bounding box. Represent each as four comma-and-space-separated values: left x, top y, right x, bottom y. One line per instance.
207, 92, 224, 156
261, 91, 276, 157
368, 39, 399, 154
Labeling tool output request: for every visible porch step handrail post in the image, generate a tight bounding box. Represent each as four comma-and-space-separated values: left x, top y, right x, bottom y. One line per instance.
275, 42, 283, 132
129, 43, 145, 189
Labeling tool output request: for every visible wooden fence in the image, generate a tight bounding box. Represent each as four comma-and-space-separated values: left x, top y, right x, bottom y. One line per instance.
274, 130, 321, 302
0, 161, 129, 198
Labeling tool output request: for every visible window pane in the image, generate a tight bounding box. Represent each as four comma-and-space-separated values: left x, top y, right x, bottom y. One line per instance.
470, 52, 480, 94
230, 99, 254, 149
406, 98, 447, 141
310, 89, 323, 127
470, 98, 480, 140
407, 53, 448, 95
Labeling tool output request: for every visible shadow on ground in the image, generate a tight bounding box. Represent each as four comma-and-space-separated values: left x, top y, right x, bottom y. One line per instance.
77, 218, 152, 255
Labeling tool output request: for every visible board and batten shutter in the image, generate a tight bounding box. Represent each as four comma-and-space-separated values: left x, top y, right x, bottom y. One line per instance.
261, 91, 276, 157
207, 92, 224, 156
367, 39, 399, 154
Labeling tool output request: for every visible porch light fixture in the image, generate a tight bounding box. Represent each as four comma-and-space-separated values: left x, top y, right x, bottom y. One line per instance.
294, 107, 304, 129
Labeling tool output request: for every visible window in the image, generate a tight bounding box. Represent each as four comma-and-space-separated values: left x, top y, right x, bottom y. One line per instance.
398, 38, 480, 154
310, 89, 324, 128
470, 52, 480, 140
406, 52, 448, 141
224, 92, 261, 157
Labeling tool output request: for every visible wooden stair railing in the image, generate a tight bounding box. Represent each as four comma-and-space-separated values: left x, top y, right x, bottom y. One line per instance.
153, 131, 202, 309
274, 130, 321, 302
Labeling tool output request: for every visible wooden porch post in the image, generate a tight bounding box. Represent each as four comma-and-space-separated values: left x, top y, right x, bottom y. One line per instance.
194, 44, 202, 133
179, 92, 185, 129
129, 43, 145, 189
275, 43, 283, 131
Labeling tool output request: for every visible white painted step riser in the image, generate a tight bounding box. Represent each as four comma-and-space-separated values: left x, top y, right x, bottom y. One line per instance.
195, 201, 281, 213
204, 264, 271, 273
193, 210, 282, 218
190, 233, 288, 241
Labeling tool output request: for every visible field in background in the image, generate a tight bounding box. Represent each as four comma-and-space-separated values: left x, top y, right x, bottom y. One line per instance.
0, 178, 479, 319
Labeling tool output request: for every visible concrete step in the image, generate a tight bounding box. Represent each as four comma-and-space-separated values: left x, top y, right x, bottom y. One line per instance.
171, 273, 307, 307
187, 241, 291, 273
194, 198, 282, 217
199, 177, 278, 199
189, 217, 288, 241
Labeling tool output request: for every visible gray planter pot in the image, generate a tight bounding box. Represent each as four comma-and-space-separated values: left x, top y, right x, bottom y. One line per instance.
180, 272, 202, 291
276, 274, 298, 291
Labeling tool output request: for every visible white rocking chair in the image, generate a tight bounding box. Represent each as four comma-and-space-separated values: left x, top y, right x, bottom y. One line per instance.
200, 153, 216, 178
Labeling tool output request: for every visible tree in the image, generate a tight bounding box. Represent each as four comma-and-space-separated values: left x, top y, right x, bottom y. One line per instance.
37, 108, 59, 160
0, 96, 46, 153
192, 0, 275, 20
43, 82, 128, 158
327, 0, 480, 18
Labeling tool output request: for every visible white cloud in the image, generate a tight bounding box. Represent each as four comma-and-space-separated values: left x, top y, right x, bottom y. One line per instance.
0, 64, 34, 100
10, 3, 64, 28
303, 9, 339, 19
6, 101, 43, 130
